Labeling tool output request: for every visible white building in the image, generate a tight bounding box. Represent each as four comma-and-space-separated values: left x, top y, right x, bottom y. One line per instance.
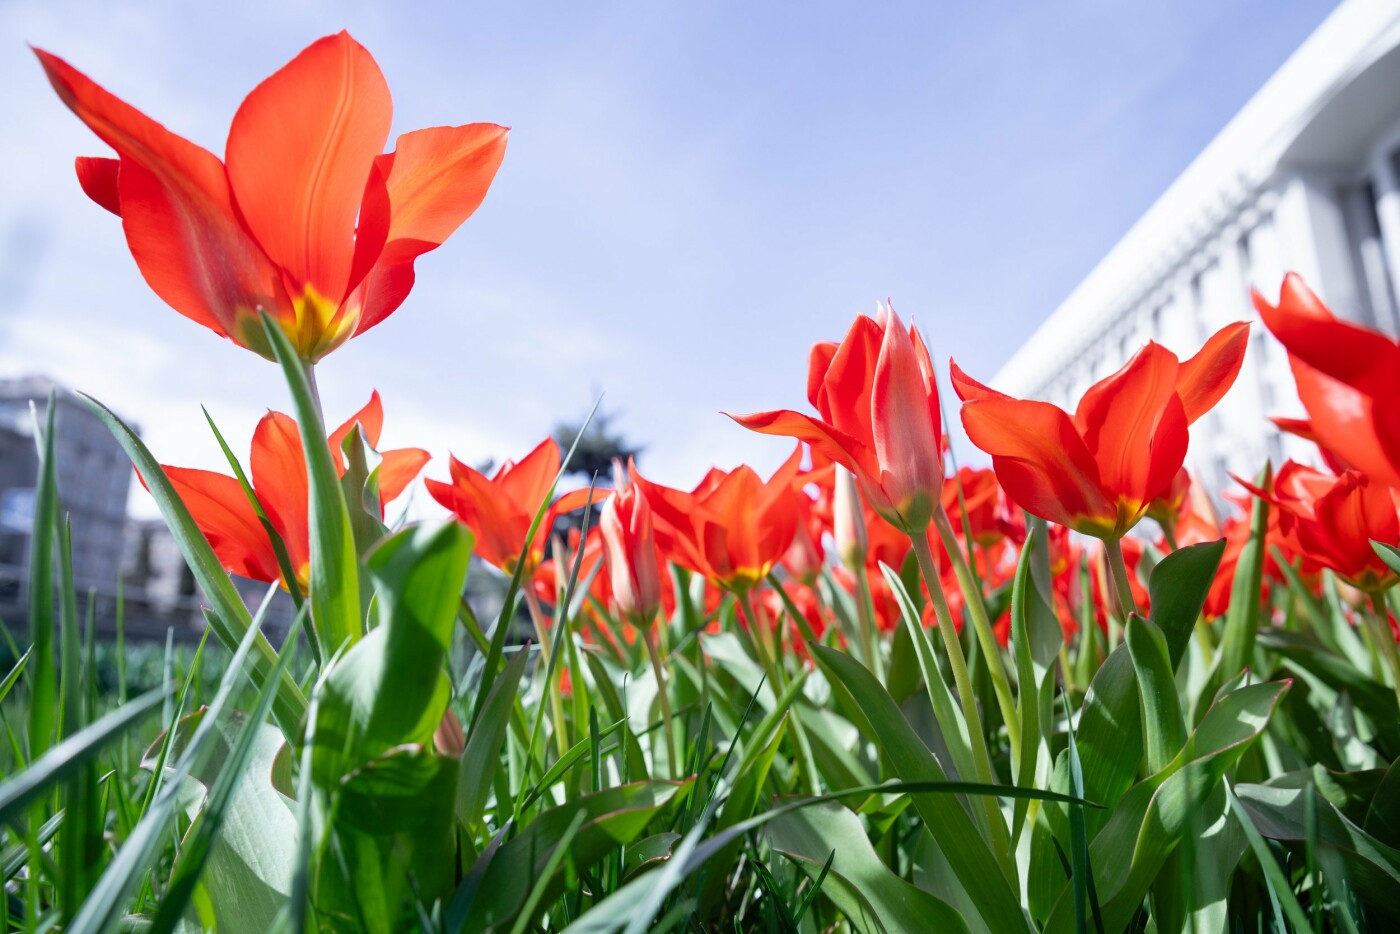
995, 0, 1400, 495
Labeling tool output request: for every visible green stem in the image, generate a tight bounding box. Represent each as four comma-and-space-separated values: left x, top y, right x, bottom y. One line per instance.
853, 565, 884, 679
932, 507, 1020, 756
1103, 536, 1139, 622
909, 534, 995, 787
1364, 594, 1400, 712
524, 588, 570, 758
643, 625, 679, 779
910, 532, 1013, 879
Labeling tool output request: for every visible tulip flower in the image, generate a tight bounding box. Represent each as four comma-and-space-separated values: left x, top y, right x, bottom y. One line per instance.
631, 447, 802, 593
729, 305, 944, 534
942, 466, 1024, 548
163, 392, 427, 589
599, 480, 664, 628
426, 438, 603, 577
951, 322, 1250, 540
1254, 274, 1400, 489
37, 32, 507, 362
1240, 461, 1398, 593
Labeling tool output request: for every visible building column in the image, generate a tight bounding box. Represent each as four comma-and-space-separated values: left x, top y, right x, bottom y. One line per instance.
1369, 145, 1400, 335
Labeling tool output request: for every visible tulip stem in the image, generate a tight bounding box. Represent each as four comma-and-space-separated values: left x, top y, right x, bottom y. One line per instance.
910, 532, 1013, 874
909, 535, 996, 784
853, 567, 885, 679
932, 507, 1021, 757
1365, 595, 1400, 711
302, 361, 325, 427
643, 625, 679, 779
524, 588, 571, 759
1104, 537, 1139, 622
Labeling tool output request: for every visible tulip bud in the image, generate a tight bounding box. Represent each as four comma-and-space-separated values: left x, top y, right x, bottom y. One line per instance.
833, 466, 867, 569
433, 709, 465, 757
600, 482, 663, 628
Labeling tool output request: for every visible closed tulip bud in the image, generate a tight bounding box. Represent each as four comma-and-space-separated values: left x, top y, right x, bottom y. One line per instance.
600, 480, 663, 628
833, 466, 867, 569
433, 709, 465, 757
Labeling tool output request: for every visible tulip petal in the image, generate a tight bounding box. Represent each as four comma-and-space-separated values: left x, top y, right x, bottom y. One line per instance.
817, 314, 883, 445
1175, 322, 1249, 424
806, 341, 839, 410
725, 409, 876, 484
350, 124, 509, 333
1290, 358, 1400, 489
870, 309, 943, 527
1255, 274, 1400, 399
35, 48, 288, 341
496, 438, 563, 514
961, 398, 1114, 534
225, 32, 391, 303
948, 359, 1010, 403
249, 412, 311, 574
162, 466, 279, 582
378, 448, 430, 505
328, 391, 386, 465
75, 156, 120, 215
1074, 343, 1185, 510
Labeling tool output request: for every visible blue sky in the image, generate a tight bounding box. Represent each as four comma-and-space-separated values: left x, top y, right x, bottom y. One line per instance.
0, 0, 1335, 515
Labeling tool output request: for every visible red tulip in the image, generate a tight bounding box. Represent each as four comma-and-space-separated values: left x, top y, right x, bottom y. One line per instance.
729, 305, 944, 534
426, 438, 602, 577
599, 480, 664, 628
1240, 461, 1398, 593
952, 323, 1249, 539
631, 447, 803, 593
162, 392, 427, 588
1253, 274, 1400, 489
37, 32, 507, 362
942, 466, 1024, 547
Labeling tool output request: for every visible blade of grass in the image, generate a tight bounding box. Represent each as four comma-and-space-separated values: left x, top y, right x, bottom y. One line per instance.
26, 396, 59, 761
149, 609, 307, 934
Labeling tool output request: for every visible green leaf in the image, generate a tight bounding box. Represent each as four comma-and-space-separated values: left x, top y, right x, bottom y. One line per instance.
0, 686, 167, 826
1125, 614, 1185, 776
26, 395, 58, 760
151, 607, 305, 934
462, 779, 695, 933
79, 392, 308, 738
1043, 679, 1292, 933
1008, 533, 1062, 845
1365, 755, 1400, 849
809, 644, 1028, 932
1147, 538, 1225, 667
459, 647, 529, 828
1219, 465, 1270, 682
306, 521, 472, 927
767, 800, 970, 934
261, 313, 362, 656
1235, 778, 1400, 926
1373, 540, 1400, 577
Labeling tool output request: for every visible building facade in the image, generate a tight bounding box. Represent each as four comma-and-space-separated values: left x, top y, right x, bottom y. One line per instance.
0, 375, 132, 614
995, 0, 1400, 497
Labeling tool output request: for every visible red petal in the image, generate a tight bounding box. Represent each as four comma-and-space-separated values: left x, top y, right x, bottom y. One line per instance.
816, 314, 883, 447
162, 466, 279, 582
869, 308, 943, 527
225, 32, 391, 303
497, 438, 563, 514
1291, 359, 1400, 489
328, 390, 386, 467
1175, 322, 1249, 423
948, 359, 1009, 403
249, 412, 311, 574
1255, 274, 1400, 398
725, 409, 876, 485
75, 156, 120, 215
1074, 343, 1184, 510
36, 48, 287, 344
805, 341, 839, 410
378, 448, 430, 505
961, 398, 1113, 534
